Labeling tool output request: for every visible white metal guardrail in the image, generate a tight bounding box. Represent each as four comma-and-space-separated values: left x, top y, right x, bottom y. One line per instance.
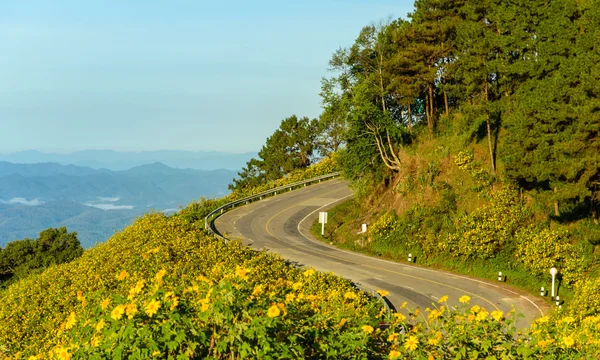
204, 172, 341, 240
204, 171, 392, 322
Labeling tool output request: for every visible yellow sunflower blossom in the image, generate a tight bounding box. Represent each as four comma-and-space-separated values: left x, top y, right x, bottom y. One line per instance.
404, 335, 419, 351
437, 295, 448, 304
169, 296, 179, 310
394, 312, 407, 322
285, 293, 296, 303
54, 346, 71, 360
235, 266, 250, 279
156, 269, 166, 282
267, 305, 281, 318
116, 270, 128, 281
145, 299, 161, 317
126, 303, 138, 319
377, 289, 390, 297
387, 332, 399, 342
491, 310, 504, 322
563, 336, 575, 348
95, 319, 105, 332
111, 305, 126, 320
388, 350, 401, 359
344, 291, 357, 300
476, 309, 488, 322
64, 312, 76, 330
100, 298, 111, 310
459, 295, 471, 304
91, 335, 101, 347
362, 325, 374, 334
303, 268, 315, 277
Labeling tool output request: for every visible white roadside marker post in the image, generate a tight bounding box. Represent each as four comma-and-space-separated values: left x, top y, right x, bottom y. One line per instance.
498, 272, 503, 282
319, 212, 328, 236
540, 287, 545, 296
550, 267, 558, 299
408, 253, 412, 263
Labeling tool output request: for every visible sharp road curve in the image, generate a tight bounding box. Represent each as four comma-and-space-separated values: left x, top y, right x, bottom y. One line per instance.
215, 179, 544, 328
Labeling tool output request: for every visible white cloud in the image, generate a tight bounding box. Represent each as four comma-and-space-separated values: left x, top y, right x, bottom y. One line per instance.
1, 197, 44, 206
97, 197, 120, 202
85, 203, 134, 210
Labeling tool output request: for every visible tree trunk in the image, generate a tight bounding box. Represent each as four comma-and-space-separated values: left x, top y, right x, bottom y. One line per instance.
379, 53, 386, 113
554, 187, 560, 217
407, 103, 413, 135
428, 85, 434, 134
484, 82, 496, 175
444, 88, 449, 118
425, 92, 431, 131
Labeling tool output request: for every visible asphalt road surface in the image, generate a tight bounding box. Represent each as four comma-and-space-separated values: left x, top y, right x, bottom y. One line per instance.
215, 179, 545, 328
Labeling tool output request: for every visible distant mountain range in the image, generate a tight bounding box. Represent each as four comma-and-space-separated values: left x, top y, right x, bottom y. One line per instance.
0, 161, 239, 248
0, 150, 256, 171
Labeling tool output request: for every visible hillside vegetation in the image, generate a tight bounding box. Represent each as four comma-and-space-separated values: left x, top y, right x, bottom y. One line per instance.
1, 158, 599, 359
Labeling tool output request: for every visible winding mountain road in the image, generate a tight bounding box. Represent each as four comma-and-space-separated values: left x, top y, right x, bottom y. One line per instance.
215, 179, 545, 328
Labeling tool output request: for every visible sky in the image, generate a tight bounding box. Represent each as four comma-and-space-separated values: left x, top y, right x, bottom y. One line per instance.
0, 0, 414, 154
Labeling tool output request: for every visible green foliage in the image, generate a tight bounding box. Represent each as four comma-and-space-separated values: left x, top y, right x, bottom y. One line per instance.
230, 115, 320, 191
0, 227, 83, 286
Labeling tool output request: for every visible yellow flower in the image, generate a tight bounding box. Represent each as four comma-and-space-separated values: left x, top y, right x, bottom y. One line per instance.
428, 309, 441, 320
116, 270, 128, 281
235, 266, 250, 279
100, 298, 111, 310
476, 310, 488, 322
562, 316, 575, 324
111, 305, 125, 320
285, 293, 296, 303
201, 303, 210, 312
393, 312, 407, 322
156, 269, 166, 282
145, 299, 161, 317
252, 285, 264, 296
438, 295, 448, 303
292, 282, 303, 290
537, 339, 548, 348
400, 301, 408, 309
387, 332, 399, 342
303, 268, 315, 277
91, 335, 101, 347
491, 310, 504, 322
64, 312, 76, 330
344, 291, 357, 299
134, 280, 145, 293
536, 316, 549, 324
126, 303, 138, 319
459, 295, 471, 304
377, 289, 390, 297
404, 335, 419, 351
55, 346, 71, 360
362, 325, 374, 334
470, 305, 480, 314
563, 336, 575, 348
169, 297, 179, 310
388, 350, 401, 359
267, 305, 281, 318
95, 319, 105, 332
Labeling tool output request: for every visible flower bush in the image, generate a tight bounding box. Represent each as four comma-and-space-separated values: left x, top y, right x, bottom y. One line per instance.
369, 212, 397, 239
443, 189, 530, 259
515, 226, 589, 285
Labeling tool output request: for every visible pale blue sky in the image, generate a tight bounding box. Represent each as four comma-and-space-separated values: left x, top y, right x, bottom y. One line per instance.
0, 0, 413, 153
